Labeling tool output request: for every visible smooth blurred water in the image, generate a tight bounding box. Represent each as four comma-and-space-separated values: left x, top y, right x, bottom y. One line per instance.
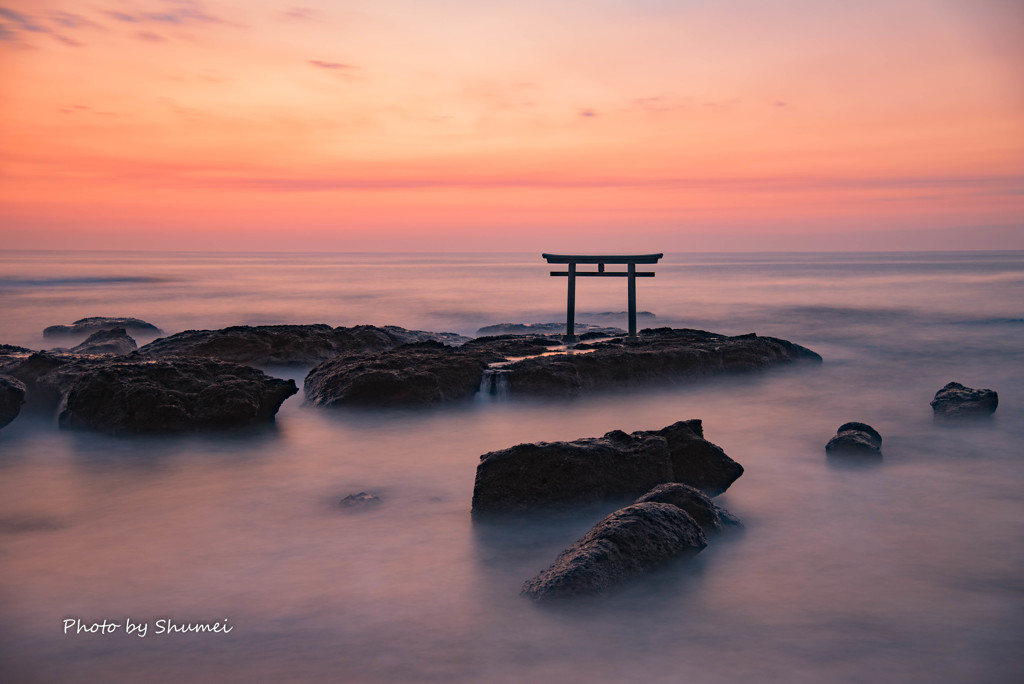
0, 251, 1022, 683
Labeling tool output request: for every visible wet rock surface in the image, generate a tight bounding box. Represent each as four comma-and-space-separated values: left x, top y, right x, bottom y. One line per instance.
506, 328, 822, 397
471, 421, 742, 515
305, 341, 492, 407
139, 324, 470, 366
521, 502, 708, 601
476, 323, 626, 337
44, 317, 161, 339
339, 492, 383, 509
304, 327, 820, 408
930, 382, 998, 420
0, 352, 296, 433
825, 422, 883, 457
634, 483, 740, 533
0, 375, 27, 429
59, 358, 297, 433
67, 328, 138, 355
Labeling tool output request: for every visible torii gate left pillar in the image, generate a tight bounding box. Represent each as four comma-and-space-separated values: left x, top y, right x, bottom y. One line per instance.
542, 253, 663, 343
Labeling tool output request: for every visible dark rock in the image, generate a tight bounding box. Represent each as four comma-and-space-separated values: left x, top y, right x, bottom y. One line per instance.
0, 375, 27, 429
460, 335, 562, 357
305, 341, 491, 407
340, 492, 382, 509
634, 483, 740, 533
930, 382, 998, 420
506, 328, 822, 397
521, 502, 707, 601
825, 422, 882, 457
633, 419, 744, 496
0, 352, 88, 408
44, 317, 161, 339
68, 328, 138, 355
139, 324, 469, 366
58, 358, 297, 433
1, 352, 296, 433
471, 422, 742, 515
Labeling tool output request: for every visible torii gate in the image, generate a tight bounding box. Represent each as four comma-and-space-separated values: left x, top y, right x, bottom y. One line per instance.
542, 253, 663, 342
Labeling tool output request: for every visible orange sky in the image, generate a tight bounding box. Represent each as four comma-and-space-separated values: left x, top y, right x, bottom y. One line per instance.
1, 0, 1022, 251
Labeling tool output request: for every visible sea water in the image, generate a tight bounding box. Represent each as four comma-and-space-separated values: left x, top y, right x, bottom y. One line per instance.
0, 251, 1021, 683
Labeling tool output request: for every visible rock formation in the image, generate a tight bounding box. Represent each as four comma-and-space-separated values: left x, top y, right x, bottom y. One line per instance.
0, 375, 26, 429
43, 317, 161, 339
139, 324, 469, 366
521, 502, 708, 601
930, 382, 998, 420
825, 422, 883, 457
471, 421, 742, 515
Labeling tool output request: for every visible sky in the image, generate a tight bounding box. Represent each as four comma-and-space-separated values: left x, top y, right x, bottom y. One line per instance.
1, 0, 1022, 252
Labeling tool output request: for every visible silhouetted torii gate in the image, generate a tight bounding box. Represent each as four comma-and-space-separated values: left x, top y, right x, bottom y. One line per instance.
542, 253, 663, 342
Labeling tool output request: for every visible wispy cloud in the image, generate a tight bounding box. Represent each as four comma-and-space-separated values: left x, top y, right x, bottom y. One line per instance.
282, 7, 321, 22
104, 1, 230, 26
309, 60, 353, 71
579, 109, 598, 118
0, 5, 84, 45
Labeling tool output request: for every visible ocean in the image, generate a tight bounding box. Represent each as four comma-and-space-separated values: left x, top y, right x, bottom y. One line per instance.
1, 250, 1022, 683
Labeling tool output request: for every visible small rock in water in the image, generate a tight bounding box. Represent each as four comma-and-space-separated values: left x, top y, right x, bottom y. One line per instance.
633, 483, 741, 533
68, 328, 137, 355
521, 502, 707, 601
340, 492, 382, 508
44, 317, 161, 339
825, 422, 882, 457
930, 382, 998, 420
0, 374, 27, 429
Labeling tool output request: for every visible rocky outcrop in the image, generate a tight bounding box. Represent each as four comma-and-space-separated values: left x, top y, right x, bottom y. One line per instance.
139, 324, 469, 366
930, 382, 998, 420
472, 430, 674, 516
521, 502, 707, 601
305, 341, 491, 407
58, 359, 297, 433
301, 327, 819, 407
0, 375, 26, 429
506, 329, 822, 397
339, 492, 382, 509
825, 422, 882, 457
633, 483, 740, 533
68, 328, 138, 355
0, 352, 296, 433
471, 421, 742, 515
633, 420, 744, 496
44, 317, 161, 339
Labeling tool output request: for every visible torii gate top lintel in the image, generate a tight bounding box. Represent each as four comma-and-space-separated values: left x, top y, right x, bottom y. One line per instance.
541, 253, 663, 342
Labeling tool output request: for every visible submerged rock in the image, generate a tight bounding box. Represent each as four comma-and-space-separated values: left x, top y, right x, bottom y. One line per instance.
634, 483, 740, 533
471, 421, 742, 515
930, 382, 998, 420
0, 375, 27, 429
339, 492, 383, 509
44, 317, 161, 339
825, 422, 883, 457
68, 328, 138, 355
139, 324, 469, 366
1, 352, 296, 433
521, 502, 707, 601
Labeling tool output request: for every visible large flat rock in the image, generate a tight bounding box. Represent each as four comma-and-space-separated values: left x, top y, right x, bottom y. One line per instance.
139, 324, 469, 366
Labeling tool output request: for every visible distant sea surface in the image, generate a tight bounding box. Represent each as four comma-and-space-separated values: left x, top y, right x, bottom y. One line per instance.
1, 250, 1022, 683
